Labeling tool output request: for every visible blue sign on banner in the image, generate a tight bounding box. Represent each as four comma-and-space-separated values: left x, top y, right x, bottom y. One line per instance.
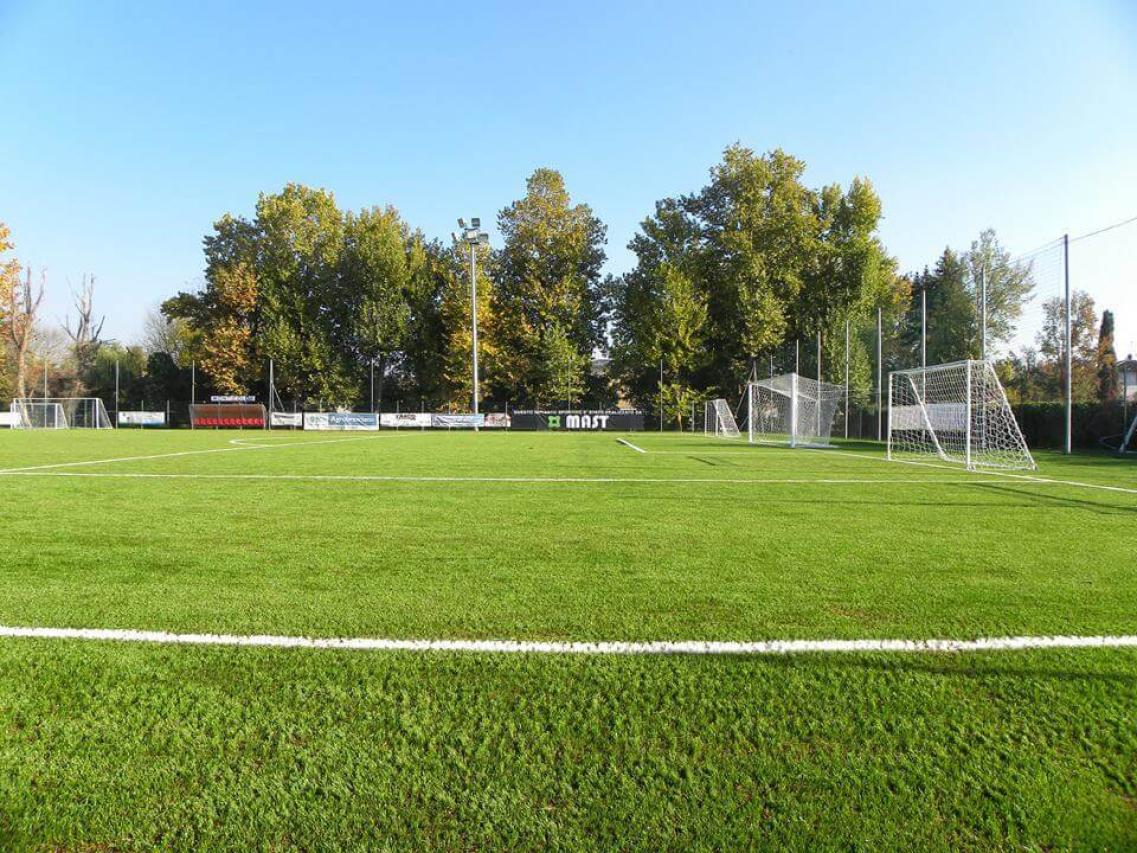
328, 412, 379, 429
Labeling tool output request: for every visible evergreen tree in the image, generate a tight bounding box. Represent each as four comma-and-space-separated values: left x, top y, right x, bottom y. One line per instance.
1095, 309, 1119, 402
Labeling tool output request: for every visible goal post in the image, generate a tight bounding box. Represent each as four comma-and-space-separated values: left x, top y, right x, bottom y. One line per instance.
10, 398, 112, 429
703, 398, 741, 439
1120, 411, 1137, 455
887, 359, 1035, 470
748, 373, 843, 448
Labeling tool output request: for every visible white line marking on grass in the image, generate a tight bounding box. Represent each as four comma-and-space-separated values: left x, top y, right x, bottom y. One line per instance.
0, 434, 411, 475
1, 625, 1135, 655
616, 438, 647, 453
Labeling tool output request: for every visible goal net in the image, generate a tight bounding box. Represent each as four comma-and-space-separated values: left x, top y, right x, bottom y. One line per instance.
10, 398, 112, 429
702, 398, 741, 439
747, 373, 843, 448
888, 360, 1035, 470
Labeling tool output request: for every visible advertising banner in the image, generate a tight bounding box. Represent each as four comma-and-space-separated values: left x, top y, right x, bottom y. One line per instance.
509, 410, 644, 431
483, 413, 511, 428
270, 411, 303, 428
304, 412, 379, 431
210, 395, 256, 403
379, 412, 433, 428
431, 414, 485, 429
118, 411, 166, 426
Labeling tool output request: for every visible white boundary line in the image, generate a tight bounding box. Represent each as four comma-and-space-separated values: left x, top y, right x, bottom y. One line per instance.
1, 625, 1134, 655
616, 438, 647, 453
0, 433, 411, 475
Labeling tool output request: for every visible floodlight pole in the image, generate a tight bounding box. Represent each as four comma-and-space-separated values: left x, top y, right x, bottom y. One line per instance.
470, 241, 479, 420
115, 360, 120, 427
370, 359, 375, 413
456, 218, 489, 428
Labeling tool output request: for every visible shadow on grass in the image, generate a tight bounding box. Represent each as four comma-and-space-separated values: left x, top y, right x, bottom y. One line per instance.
973, 482, 1137, 516
729, 650, 1137, 685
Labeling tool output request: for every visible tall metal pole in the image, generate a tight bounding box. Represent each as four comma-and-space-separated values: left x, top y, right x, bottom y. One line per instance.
920, 287, 927, 370
268, 359, 274, 430
795, 339, 800, 376
876, 307, 883, 442
659, 358, 664, 431
115, 360, 120, 425
816, 329, 822, 436
817, 329, 822, 383
190, 360, 196, 430
370, 360, 375, 413
1063, 234, 1072, 454
844, 318, 850, 439
470, 242, 479, 419
980, 266, 988, 362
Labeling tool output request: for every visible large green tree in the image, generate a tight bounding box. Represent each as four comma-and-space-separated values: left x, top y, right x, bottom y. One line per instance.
493, 168, 607, 404
1036, 290, 1098, 401
964, 229, 1034, 351
611, 146, 899, 414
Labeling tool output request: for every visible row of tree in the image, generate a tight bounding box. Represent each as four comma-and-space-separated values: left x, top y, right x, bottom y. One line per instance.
1, 144, 1128, 424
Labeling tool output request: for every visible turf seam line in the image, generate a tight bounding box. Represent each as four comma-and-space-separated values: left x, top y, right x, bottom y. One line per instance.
1, 626, 1135, 655
0, 471, 1000, 485
805, 447, 1137, 496
0, 433, 412, 474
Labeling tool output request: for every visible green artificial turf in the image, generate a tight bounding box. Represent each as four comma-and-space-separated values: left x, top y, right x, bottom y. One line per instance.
0, 429, 1134, 849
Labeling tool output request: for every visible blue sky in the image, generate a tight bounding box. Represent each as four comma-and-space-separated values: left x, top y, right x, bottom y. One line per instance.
2, 0, 1135, 356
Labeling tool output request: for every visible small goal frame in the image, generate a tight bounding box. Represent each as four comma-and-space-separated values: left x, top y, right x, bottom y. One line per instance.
703, 398, 741, 439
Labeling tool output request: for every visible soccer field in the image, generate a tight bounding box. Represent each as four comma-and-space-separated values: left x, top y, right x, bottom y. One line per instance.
1, 429, 1135, 848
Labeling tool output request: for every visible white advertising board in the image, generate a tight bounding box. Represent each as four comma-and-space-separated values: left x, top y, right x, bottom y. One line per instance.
379, 412, 433, 428
117, 411, 166, 426
270, 411, 303, 427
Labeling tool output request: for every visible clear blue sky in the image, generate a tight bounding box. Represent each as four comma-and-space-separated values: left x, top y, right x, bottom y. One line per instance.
2, 0, 1135, 356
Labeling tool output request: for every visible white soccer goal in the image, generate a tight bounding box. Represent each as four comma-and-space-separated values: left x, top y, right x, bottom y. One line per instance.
10, 398, 113, 429
703, 398, 741, 439
888, 360, 1035, 470
747, 373, 843, 448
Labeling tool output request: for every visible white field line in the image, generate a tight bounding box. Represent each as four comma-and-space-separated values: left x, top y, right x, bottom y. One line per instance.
0, 471, 997, 486
616, 437, 647, 453
0, 433, 410, 475
1, 625, 1135, 655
